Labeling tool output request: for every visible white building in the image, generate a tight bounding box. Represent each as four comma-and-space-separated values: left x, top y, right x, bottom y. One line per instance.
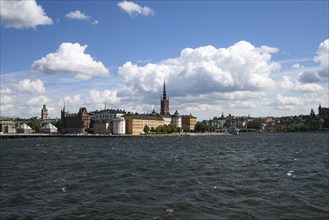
112, 117, 126, 135
94, 109, 126, 122
171, 110, 182, 128
16, 123, 33, 133
93, 109, 126, 134
41, 123, 58, 133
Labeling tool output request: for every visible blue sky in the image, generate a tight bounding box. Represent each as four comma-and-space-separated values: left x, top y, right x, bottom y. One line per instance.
1, 0, 328, 120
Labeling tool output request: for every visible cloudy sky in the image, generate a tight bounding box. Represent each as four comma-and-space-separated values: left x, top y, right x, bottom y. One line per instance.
1, 0, 328, 120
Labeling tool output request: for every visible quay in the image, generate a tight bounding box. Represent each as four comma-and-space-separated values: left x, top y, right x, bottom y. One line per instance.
0, 132, 228, 139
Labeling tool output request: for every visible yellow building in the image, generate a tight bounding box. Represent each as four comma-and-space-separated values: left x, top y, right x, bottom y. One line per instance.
124, 114, 165, 135
181, 114, 197, 131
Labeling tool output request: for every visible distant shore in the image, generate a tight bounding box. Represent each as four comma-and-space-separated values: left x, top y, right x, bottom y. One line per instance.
0, 132, 229, 139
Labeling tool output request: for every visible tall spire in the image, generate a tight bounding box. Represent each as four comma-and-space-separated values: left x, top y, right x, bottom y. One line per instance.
163, 78, 167, 100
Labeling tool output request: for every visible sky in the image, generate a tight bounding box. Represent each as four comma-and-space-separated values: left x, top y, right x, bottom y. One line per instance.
0, 0, 328, 120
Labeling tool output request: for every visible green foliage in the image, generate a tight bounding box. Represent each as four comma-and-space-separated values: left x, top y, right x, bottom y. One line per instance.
27, 119, 41, 132
154, 124, 181, 134
194, 122, 215, 132
143, 125, 150, 134
150, 127, 156, 133
286, 126, 296, 132
55, 119, 62, 129
85, 128, 93, 134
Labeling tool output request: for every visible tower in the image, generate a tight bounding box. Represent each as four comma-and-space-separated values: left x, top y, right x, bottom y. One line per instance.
41, 104, 48, 121
160, 79, 170, 115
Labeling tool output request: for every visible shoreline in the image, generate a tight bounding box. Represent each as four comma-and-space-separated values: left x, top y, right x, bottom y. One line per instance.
0, 132, 229, 139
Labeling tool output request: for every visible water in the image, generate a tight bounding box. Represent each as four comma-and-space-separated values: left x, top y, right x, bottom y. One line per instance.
1, 133, 328, 219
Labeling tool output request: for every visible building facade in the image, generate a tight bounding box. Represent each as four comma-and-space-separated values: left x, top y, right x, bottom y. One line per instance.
172, 110, 182, 128
16, 123, 33, 133
41, 104, 48, 121
61, 107, 91, 134
93, 109, 126, 134
181, 114, 197, 131
318, 105, 329, 119
125, 114, 165, 135
113, 117, 126, 134
94, 109, 126, 122
0, 120, 16, 134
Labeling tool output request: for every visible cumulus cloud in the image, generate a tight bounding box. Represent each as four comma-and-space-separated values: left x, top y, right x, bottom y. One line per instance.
64, 95, 81, 105
27, 95, 50, 106
14, 79, 46, 94
31, 42, 109, 80
89, 90, 121, 105
0, 0, 53, 29
118, 41, 279, 100
66, 10, 90, 20
0, 87, 15, 107
276, 94, 303, 108
118, 1, 154, 17
281, 76, 324, 93
299, 39, 328, 83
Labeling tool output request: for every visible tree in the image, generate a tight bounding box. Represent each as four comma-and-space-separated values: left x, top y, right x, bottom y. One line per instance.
55, 119, 62, 130
150, 127, 156, 133
143, 125, 150, 134
27, 119, 41, 133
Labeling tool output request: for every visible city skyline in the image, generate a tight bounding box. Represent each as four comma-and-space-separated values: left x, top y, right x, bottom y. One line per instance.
1, 0, 328, 120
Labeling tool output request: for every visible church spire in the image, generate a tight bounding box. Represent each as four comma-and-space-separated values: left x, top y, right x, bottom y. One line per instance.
163, 79, 167, 100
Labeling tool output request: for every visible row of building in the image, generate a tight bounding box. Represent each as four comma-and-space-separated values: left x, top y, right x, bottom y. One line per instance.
202, 105, 329, 132
0, 81, 198, 135
61, 80, 197, 135
1, 80, 328, 134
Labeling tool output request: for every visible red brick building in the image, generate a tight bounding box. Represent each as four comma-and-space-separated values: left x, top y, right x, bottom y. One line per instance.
61, 107, 91, 134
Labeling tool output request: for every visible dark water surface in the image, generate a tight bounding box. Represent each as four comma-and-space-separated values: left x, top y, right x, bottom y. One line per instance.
1, 133, 328, 219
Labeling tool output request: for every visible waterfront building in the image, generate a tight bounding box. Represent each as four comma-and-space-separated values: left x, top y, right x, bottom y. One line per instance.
41, 123, 58, 133
125, 113, 165, 135
172, 110, 182, 128
94, 109, 126, 122
162, 115, 172, 125
93, 109, 126, 134
61, 106, 91, 134
318, 105, 329, 119
41, 104, 48, 121
93, 121, 111, 134
181, 114, 197, 131
16, 123, 33, 133
160, 80, 170, 115
113, 117, 126, 135
0, 120, 16, 134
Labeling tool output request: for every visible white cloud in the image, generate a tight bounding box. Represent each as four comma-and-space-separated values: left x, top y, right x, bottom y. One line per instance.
64, 95, 81, 105
0, 87, 12, 95
299, 39, 329, 83
0, 0, 53, 29
89, 89, 121, 105
118, 1, 154, 17
31, 42, 109, 80
292, 63, 301, 69
276, 94, 303, 107
315, 39, 329, 70
92, 20, 99, 25
118, 41, 279, 99
66, 10, 90, 20
27, 95, 50, 106
281, 76, 324, 93
14, 79, 46, 94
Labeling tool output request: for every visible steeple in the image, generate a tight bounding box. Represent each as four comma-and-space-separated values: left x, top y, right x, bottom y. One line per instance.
160, 78, 170, 115
163, 79, 167, 100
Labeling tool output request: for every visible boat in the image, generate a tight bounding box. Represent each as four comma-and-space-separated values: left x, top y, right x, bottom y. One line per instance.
229, 126, 239, 135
